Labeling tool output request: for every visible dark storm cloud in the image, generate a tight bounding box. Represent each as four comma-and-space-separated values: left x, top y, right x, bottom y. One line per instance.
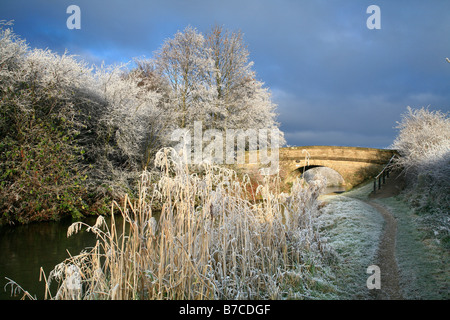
1, 0, 449, 148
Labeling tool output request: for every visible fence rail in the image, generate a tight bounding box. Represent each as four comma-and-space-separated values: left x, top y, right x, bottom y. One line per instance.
373, 154, 397, 193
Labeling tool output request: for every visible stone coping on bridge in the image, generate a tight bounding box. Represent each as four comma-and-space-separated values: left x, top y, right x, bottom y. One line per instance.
238, 145, 398, 164
280, 146, 397, 161
281, 145, 397, 153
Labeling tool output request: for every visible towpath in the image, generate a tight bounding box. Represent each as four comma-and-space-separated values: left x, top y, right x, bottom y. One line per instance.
366, 170, 405, 299
323, 170, 405, 299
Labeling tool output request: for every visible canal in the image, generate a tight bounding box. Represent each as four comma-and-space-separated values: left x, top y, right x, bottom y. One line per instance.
0, 216, 101, 300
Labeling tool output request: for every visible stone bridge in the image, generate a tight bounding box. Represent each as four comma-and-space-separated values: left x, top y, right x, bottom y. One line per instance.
238, 146, 398, 190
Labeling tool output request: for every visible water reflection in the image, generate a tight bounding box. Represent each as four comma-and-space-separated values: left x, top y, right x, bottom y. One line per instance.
321, 185, 347, 195
0, 215, 109, 300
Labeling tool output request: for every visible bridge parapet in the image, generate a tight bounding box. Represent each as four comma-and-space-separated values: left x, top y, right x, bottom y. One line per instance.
237, 146, 398, 190
280, 146, 398, 189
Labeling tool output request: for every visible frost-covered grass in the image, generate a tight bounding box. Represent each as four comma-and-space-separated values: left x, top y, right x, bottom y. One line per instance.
318, 177, 449, 300
317, 183, 384, 299
374, 196, 449, 299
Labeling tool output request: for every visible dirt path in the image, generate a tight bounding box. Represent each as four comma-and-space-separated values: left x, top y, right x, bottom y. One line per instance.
365, 170, 405, 299
365, 200, 403, 299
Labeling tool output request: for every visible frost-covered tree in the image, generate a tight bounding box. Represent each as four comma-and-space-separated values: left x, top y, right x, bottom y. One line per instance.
204, 25, 278, 132
148, 25, 284, 145
153, 26, 214, 129
204, 26, 253, 128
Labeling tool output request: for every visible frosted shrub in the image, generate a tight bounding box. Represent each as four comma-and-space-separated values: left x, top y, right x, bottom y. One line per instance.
0, 22, 28, 95
392, 107, 450, 173
0, 23, 97, 221
81, 63, 167, 192
0, 23, 167, 222
41, 148, 333, 300
391, 106, 449, 215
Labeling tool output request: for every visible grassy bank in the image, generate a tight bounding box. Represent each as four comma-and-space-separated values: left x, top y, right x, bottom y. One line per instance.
317, 182, 384, 299
373, 196, 449, 299
319, 178, 449, 299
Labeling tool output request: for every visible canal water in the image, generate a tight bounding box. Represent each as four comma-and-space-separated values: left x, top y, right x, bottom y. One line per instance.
322, 185, 347, 195
0, 216, 102, 300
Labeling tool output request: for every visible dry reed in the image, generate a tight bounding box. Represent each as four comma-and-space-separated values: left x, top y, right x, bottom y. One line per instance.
41, 147, 330, 300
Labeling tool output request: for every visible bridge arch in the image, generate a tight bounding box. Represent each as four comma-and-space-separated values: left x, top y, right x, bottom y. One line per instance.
292, 165, 346, 187
278, 146, 398, 189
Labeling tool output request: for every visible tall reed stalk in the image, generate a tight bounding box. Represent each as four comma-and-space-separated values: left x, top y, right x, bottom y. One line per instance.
41, 148, 330, 299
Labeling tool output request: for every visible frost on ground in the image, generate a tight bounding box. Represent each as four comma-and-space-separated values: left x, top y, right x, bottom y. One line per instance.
317, 190, 384, 299
318, 176, 449, 300
375, 197, 449, 299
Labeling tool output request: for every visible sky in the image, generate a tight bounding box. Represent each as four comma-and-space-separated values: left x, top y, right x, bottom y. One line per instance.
1, 0, 449, 149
